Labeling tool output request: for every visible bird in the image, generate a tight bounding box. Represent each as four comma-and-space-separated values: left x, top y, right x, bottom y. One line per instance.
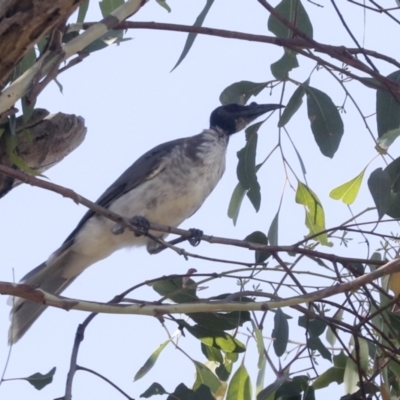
8, 102, 283, 343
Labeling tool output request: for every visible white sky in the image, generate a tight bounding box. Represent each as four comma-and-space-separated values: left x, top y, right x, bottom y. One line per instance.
1, 1, 399, 399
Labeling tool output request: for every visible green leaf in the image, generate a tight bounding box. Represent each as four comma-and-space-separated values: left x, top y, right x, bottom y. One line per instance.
189, 310, 250, 331
201, 343, 223, 364
382, 157, 400, 218
237, 130, 260, 211
267, 210, 279, 246
12, 48, 36, 81
99, 0, 124, 16
268, 0, 313, 39
220, 81, 268, 105
77, 0, 89, 22
23, 367, 56, 390
367, 168, 392, 219
181, 321, 246, 353
166, 383, 214, 400
325, 309, 343, 347
295, 182, 331, 246
278, 80, 308, 127
343, 353, 360, 395
298, 316, 327, 337
275, 376, 309, 398
257, 376, 288, 400
307, 337, 331, 361
329, 169, 366, 205
312, 365, 345, 390
193, 361, 221, 394
244, 231, 269, 263
226, 364, 252, 400
377, 128, 400, 150
156, 0, 171, 12
140, 382, 167, 398
305, 86, 344, 158
228, 182, 246, 225
376, 70, 400, 141
149, 277, 198, 303
272, 309, 289, 357
171, 0, 214, 71
134, 339, 171, 381
270, 49, 299, 80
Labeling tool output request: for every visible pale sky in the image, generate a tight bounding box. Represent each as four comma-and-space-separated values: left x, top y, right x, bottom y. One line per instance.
0, 1, 399, 399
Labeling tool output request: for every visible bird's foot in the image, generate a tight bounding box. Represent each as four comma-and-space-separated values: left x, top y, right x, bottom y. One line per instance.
130, 215, 150, 237
188, 228, 203, 247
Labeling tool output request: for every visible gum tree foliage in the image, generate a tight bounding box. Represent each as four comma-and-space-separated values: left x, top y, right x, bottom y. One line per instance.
2, 1, 400, 399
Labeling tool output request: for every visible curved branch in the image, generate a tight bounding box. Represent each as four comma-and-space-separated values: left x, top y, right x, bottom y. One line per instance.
0, 258, 398, 314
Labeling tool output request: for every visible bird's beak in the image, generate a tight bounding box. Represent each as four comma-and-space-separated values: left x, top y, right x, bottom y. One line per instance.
234, 102, 284, 132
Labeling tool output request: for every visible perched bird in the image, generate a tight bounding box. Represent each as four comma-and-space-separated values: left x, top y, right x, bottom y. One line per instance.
9, 102, 283, 343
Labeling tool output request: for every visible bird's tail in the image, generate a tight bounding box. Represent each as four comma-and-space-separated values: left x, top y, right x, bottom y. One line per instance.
8, 245, 84, 344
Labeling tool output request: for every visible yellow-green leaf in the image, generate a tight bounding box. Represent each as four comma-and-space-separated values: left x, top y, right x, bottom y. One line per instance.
329, 169, 365, 205
296, 182, 331, 246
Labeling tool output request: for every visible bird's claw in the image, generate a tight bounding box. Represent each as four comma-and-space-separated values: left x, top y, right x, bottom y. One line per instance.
188, 228, 203, 247
130, 215, 150, 237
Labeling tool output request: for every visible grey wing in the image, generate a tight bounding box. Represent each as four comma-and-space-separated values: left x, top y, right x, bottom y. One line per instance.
64, 136, 187, 243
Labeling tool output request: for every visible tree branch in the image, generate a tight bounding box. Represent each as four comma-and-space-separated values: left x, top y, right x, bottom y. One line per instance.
0, 258, 398, 314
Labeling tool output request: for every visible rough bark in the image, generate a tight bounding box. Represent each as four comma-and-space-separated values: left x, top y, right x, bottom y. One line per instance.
0, 109, 86, 197
0, 0, 85, 86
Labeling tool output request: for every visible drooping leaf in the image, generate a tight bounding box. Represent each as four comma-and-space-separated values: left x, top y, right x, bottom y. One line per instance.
329, 168, 366, 205
267, 209, 279, 246
325, 309, 343, 347
278, 80, 308, 127
237, 130, 260, 211
344, 352, 361, 395
226, 364, 252, 400
367, 168, 392, 219
171, 0, 214, 71
12, 48, 36, 81
189, 310, 250, 331
244, 231, 269, 263
166, 383, 214, 400
216, 352, 238, 381
376, 70, 400, 148
295, 182, 331, 246
134, 339, 171, 381
377, 128, 400, 150
228, 182, 246, 225
77, 0, 89, 22
192, 361, 221, 394
268, 0, 313, 39
270, 49, 299, 80
156, 0, 171, 12
298, 315, 327, 337
140, 382, 167, 398
149, 277, 198, 303
257, 376, 288, 400
305, 86, 344, 158
272, 309, 289, 357
307, 337, 332, 361
275, 376, 309, 398
99, 0, 124, 16
220, 81, 269, 105
180, 321, 246, 353
22, 367, 56, 390
312, 364, 345, 389
201, 343, 223, 364
383, 157, 400, 218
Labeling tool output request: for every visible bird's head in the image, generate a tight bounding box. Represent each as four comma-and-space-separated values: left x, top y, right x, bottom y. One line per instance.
210, 102, 284, 135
